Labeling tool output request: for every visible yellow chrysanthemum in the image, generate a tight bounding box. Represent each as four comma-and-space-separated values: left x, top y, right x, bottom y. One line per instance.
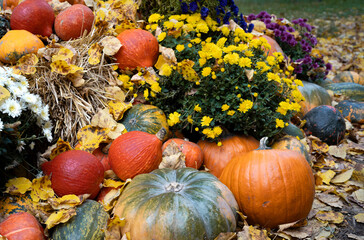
176, 44, 185, 52
157, 32, 167, 41
275, 118, 285, 128
201, 116, 213, 126
221, 104, 230, 111
238, 99, 253, 113
194, 104, 202, 112
202, 67, 212, 77
168, 112, 181, 126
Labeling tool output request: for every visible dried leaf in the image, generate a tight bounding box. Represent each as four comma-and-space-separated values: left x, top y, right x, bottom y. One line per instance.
354, 213, 364, 223
48, 194, 82, 210
347, 233, 363, 240
316, 193, 344, 208
100, 36, 122, 56
108, 101, 132, 121
245, 69, 254, 81
50, 60, 83, 75
52, 47, 74, 63
237, 225, 270, 240
88, 43, 102, 65
250, 20, 266, 32
0, 85, 11, 104
351, 189, 364, 203
76, 125, 110, 153
316, 210, 345, 224
14, 54, 39, 75
5, 177, 32, 195
316, 170, 336, 185
214, 232, 236, 240
91, 108, 118, 130
67, 72, 85, 87
105, 215, 126, 240
157, 46, 177, 66
312, 139, 329, 153
328, 145, 347, 159
107, 123, 126, 140
159, 140, 186, 169
50, 138, 72, 160
178, 59, 200, 82
105, 87, 126, 102
30, 176, 55, 202
331, 168, 354, 184
103, 179, 126, 189
45, 208, 77, 229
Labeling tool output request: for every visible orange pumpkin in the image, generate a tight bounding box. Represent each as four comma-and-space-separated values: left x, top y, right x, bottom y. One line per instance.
92, 145, 111, 171
253, 34, 284, 57
0, 212, 45, 240
220, 138, 315, 229
1, 0, 20, 10
114, 29, 159, 70
0, 30, 44, 63
108, 128, 166, 181
197, 134, 259, 178
54, 4, 94, 41
162, 138, 203, 169
10, 0, 55, 37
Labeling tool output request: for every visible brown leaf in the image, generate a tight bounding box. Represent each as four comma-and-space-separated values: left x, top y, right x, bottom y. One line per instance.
214, 232, 236, 240
331, 168, 354, 184
88, 43, 102, 65
76, 125, 110, 153
316, 210, 345, 224
316, 193, 344, 208
13, 54, 39, 75
91, 108, 118, 130
100, 36, 122, 56
159, 140, 186, 169
50, 138, 72, 160
328, 145, 347, 159
108, 101, 132, 121
237, 225, 270, 240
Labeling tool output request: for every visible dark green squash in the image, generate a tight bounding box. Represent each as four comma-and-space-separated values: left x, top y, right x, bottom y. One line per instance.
52, 200, 109, 240
335, 100, 364, 124
298, 81, 332, 117
120, 104, 169, 141
282, 122, 305, 139
271, 136, 311, 164
325, 82, 364, 101
113, 168, 238, 240
0, 194, 37, 217
303, 105, 346, 145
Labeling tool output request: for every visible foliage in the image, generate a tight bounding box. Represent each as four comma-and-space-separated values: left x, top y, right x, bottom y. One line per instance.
137, 13, 304, 141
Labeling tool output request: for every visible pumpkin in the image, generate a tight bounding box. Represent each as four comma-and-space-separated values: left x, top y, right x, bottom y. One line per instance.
271, 136, 311, 163
92, 144, 111, 171
220, 137, 315, 229
325, 82, 364, 101
298, 81, 332, 117
335, 100, 364, 124
108, 128, 166, 181
120, 104, 169, 141
254, 34, 284, 57
52, 200, 109, 240
333, 71, 363, 85
114, 28, 159, 70
54, 4, 94, 41
162, 138, 203, 169
303, 105, 346, 145
0, 194, 38, 217
0, 212, 45, 240
1, 0, 20, 10
197, 133, 259, 178
282, 122, 305, 139
0, 30, 44, 63
41, 150, 104, 199
113, 168, 238, 240
10, 0, 54, 37
59, 0, 84, 4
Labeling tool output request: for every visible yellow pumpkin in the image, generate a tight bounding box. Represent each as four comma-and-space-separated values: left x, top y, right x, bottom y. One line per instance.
0, 30, 44, 63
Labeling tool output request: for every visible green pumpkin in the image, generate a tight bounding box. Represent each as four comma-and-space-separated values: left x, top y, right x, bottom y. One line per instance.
113, 168, 238, 240
335, 100, 364, 124
271, 136, 311, 164
282, 122, 305, 139
325, 82, 364, 101
120, 104, 169, 140
52, 200, 109, 240
0, 194, 37, 217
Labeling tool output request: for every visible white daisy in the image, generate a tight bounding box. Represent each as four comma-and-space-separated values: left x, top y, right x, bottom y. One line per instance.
21, 93, 38, 105
8, 82, 27, 97
2, 98, 22, 118
0, 118, 3, 131
43, 121, 53, 130
30, 102, 42, 115
0, 76, 7, 86
39, 105, 50, 121
18, 77, 29, 88
43, 128, 53, 142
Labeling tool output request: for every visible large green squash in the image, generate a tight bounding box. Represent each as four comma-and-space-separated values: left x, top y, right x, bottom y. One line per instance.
0, 194, 37, 217
335, 100, 364, 124
52, 200, 109, 240
271, 136, 311, 164
113, 168, 238, 240
282, 122, 305, 139
325, 82, 364, 101
120, 104, 169, 140
298, 81, 332, 117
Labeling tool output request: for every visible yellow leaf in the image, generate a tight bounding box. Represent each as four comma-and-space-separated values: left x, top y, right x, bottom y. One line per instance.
331, 168, 354, 184
107, 123, 126, 140
108, 101, 132, 121
105, 87, 126, 102
5, 177, 32, 195
114, 19, 136, 34
45, 208, 77, 229
52, 47, 74, 63
354, 213, 364, 223
30, 176, 55, 202
88, 43, 102, 65
91, 108, 118, 130
157, 46, 177, 67
0, 85, 11, 104
50, 60, 83, 75
48, 194, 81, 210
316, 210, 344, 224
76, 125, 110, 153
14, 54, 39, 75
100, 36, 122, 56
50, 138, 73, 160
178, 59, 200, 82
317, 170, 336, 185
312, 139, 329, 153
105, 215, 126, 239
352, 189, 364, 203
67, 72, 85, 87
103, 179, 126, 188
99, 187, 122, 212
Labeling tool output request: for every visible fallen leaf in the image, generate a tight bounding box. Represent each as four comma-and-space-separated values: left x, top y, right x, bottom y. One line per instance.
108, 101, 132, 121
14, 54, 39, 75
0, 85, 10, 104
347, 233, 364, 240
91, 108, 118, 130
354, 213, 364, 223
214, 232, 236, 240
105, 215, 126, 240
316, 170, 336, 185
312, 139, 329, 153
50, 138, 72, 160
328, 145, 347, 159
316, 193, 344, 208
246, 69, 255, 81
159, 140, 186, 169
48, 194, 82, 210
331, 168, 354, 184
351, 189, 364, 203
100, 36, 122, 56
45, 208, 77, 229
52, 47, 74, 63
103, 179, 127, 189
316, 210, 344, 224
88, 43, 102, 65
5, 177, 32, 195
50, 60, 83, 75
105, 87, 126, 102
107, 123, 126, 140
76, 125, 110, 153
30, 176, 55, 202
237, 225, 270, 240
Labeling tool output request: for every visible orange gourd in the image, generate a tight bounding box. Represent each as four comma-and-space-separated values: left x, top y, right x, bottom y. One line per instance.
114, 29, 159, 70
220, 138, 315, 229
54, 4, 94, 41
197, 134, 259, 178
108, 128, 166, 181
162, 138, 203, 169
253, 34, 284, 56
41, 150, 104, 199
0, 212, 45, 240
0, 30, 44, 63
1, 0, 20, 10
10, 0, 55, 37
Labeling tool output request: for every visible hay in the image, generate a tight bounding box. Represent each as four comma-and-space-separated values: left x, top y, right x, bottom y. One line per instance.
29, 28, 120, 146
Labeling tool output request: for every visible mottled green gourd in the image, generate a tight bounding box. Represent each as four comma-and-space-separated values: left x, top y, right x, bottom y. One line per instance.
52, 200, 109, 240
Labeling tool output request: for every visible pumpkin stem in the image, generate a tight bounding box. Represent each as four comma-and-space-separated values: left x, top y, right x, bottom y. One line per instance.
257, 137, 271, 150
165, 182, 184, 192
156, 127, 167, 141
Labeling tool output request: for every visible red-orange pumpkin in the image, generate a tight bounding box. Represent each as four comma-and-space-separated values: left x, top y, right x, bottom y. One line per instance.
54, 4, 94, 41
108, 128, 166, 181
92, 145, 111, 171
0, 212, 45, 240
162, 138, 203, 169
41, 150, 104, 199
220, 138, 315, 229
197, 134, 259, 178
114, 29, 159, 70
10, 0, 55, 37
1, 0, 20, 10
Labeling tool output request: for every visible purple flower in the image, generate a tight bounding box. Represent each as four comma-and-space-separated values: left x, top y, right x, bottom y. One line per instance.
257, 11, 268, 18
223, 11, 231, 24
263, 18, 271, 24
294, 65, 303, 74
231, 4, 239, 16
286, 33, 293, 41
189, 1, 198, 12
219, 0, 228, 7
325, 63, 332, 71
292, 19, 299, 25
312, 62, 319, 69
247, 14, 256, 21
279, 25, 287, 31
310, 37, 317, 46
288, 39, 297, 46
200, 7, 209, 19
247, 23, 254, 33
287, 26, 295, 32
181, 2, 189, 13
303, 56, 312, 64
306, 25, 312, 32
274, 29, 281, 37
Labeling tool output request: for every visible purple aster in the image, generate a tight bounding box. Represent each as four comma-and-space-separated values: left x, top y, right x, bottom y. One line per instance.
263, 18, 271, 24
247, 23, 254, 33
189, 2, 198, 12
219, 0, 228, 7
325, 63, 332, 71
287, 26, 295, 32
312, 62, 319, 69
200, 7, 209, 19
181, 2, 189, 13
303, 56, 312, 64
294, 65, 303, 74
247, 14, 256, 21
273, 29, 281, 37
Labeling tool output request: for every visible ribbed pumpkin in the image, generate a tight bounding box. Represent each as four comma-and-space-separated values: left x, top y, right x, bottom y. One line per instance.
254, 34, 284, 56
114, 29, 159, 70
108, 128, 166, 181
52, 200, 109, 240
41, 150, 104, 199
303, 105, 346, 145
113, 168, 238, 240
0, 30, 44, 63
298, 81, 332, 117
333, 71, 363, 85
220, 138, 315, 229
325, 82, 364, 102
197, 133, 259, 178
10, 0, 55, 37
271, 136, 310, 163
120, 104, 169, 141
162, 138, 203, 169
335, 100, 364, 124
0, 212, 45, 240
